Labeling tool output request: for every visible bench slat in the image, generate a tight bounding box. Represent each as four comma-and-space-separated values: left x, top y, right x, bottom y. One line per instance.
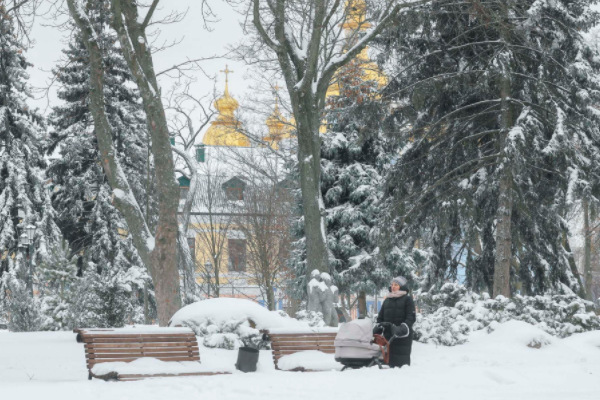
86, 347, 198, 354
272, 345, 334, 351
273, 349, 335, 356
267, 333, 337, 337
87, 355, 200, 366
87, 351, 200, 359
85, 342, 197, 349
268, 336, 336, 342
83, 337, 195, 344
81, 333, 196, 339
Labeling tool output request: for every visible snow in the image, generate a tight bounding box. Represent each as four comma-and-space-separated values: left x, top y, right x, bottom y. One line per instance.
80, 327, 194, 335
308, 277, 328, 292
169, 298, 308, 330
146, 235, 155, 252
277, 350, 342, 371
91, 357, 234, 376
1, 321, 600, 399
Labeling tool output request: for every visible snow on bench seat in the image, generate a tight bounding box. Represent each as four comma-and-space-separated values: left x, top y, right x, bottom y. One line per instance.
277, 350, 342, 371
80, 327, 230, 380
91, 357, 234, 381
262, 328, 339, 371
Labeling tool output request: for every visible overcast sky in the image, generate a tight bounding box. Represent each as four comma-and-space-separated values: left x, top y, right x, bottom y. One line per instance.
26, 0, 252, 117
24, 1, 600, 121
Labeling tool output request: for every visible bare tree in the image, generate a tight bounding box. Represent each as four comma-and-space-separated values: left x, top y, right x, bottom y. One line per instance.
187, 159, 238, 298
245, 0, 427, 324
234, 181, 293, 310
66, 0, 182, 325
1, 0, 42, 44
167, 83, 217, 302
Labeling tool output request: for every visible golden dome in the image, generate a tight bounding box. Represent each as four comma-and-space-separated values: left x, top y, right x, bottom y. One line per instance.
263, 91, 294, 150
323, 1, 387, 111
203, 66, 250, 147
214, 82, 239, 116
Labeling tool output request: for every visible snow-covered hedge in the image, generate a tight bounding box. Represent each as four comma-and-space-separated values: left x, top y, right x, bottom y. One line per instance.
414, 283, 600, 346
295, 310, 326, 327
169, 298, 309, 350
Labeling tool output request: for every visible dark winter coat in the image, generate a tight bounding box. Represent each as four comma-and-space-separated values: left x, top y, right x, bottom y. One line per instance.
376, 294, 416, 368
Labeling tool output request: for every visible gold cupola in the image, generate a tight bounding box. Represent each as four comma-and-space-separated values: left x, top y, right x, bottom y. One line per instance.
325, 0, 387, 101
263, 85, 293, 149
202, 65, 250, 147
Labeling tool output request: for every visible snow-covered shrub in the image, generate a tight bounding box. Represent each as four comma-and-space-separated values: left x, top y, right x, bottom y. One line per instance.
182, 316, 269, 350
295, 310, 325, 327
414, 283, 600, 346
169, 298, 311, 350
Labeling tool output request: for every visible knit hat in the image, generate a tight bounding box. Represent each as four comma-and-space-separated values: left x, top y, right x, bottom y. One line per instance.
391, 276, 407, 287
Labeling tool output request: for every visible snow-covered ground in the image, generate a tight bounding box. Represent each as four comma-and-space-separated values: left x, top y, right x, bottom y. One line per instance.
1, 321, 599, 400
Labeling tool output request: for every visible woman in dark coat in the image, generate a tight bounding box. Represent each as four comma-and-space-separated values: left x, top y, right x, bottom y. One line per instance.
376, 276, 416, 368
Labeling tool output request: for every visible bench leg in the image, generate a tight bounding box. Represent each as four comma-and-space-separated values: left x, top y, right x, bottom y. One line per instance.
88, 371, 92, 380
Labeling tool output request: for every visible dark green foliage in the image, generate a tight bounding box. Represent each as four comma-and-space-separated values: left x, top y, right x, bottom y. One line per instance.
378, 0, 600, 295
46, 1, 153, 326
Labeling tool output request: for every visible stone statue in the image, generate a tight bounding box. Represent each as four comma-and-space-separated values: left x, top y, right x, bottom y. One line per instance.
307, 269, 339, 327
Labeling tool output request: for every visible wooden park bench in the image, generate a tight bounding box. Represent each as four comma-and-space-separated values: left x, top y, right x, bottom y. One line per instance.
262, 329, 337, 371
79, 327, 229, 381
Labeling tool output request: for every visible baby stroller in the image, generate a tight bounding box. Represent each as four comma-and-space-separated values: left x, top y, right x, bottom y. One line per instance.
334, 318, 407, 370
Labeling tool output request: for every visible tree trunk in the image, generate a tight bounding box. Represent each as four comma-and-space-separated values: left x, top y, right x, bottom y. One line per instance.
340, 293, 352, 322
584, 199, 593, 300
563, 231, 586, 298
266, 283, 276, 311
296, 102, 329, 278
492, 52, 513, 299
143, 282, 150, 325
294, 97, 333, 323
111, 1, 182, 326
357, 290, 367, 319
68, 0, 181, 326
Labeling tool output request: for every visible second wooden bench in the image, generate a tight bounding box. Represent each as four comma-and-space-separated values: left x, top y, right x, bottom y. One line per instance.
262, 329, 337, 371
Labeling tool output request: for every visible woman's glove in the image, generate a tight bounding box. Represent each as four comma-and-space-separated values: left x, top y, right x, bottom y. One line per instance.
391, 323, 410, 338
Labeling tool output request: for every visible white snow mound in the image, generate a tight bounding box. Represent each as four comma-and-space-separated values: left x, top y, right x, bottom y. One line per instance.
169, 298, 307, 330
277, 350, 342, 371
472, 320, 555, 349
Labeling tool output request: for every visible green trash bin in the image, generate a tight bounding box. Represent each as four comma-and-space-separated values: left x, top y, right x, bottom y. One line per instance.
235, 346, 259, 373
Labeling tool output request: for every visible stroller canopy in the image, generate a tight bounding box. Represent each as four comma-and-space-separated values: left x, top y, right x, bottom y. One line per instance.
334, 318, 382, 363
335, 318, 378, 349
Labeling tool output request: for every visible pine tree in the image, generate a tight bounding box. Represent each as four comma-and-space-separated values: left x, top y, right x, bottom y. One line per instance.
0, 6, 52, 331
46, 0, 153, 326
378, 0, 600, 296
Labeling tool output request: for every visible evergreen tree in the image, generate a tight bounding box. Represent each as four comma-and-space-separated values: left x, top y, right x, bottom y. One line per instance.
0, 6, 53, 331
46, 0, 153, 326
38, 237, 78, 331
378, 0, 600, 296
289, 56, 419, 312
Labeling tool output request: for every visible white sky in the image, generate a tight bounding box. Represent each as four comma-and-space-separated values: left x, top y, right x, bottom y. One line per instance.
26, 0, 252, 119
24, 1, 600, 127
